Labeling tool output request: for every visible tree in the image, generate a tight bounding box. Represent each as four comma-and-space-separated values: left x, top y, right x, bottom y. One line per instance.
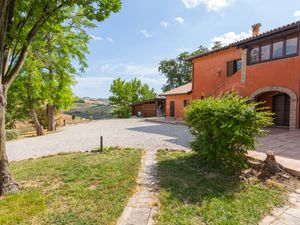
7, 21, 89, 136
35, 16, 91, 131
190, 45, 209, 57
211, 41, 223, 50
0, 0, 121, 195
109, 78, 157, 118
159, 46, 208, 92
6, 75, 28, 129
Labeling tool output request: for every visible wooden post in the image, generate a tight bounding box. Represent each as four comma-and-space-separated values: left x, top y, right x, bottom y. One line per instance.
100, 136, 103, 153
100, 128, 103, 153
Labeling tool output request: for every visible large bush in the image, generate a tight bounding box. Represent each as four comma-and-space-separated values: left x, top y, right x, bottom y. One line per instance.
185, 94, 273, 170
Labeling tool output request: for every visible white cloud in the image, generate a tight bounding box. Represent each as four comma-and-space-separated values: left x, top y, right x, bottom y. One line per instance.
294, 10, 300, 18
160, 21, 168, 28
107, 37, 114, 42
137, 75, 167, 86
210, 30, 251, 47
99, 64, 117, 73
89, 62, 158, 76
90, 35, 115, 42
182, 0, 232, 11
175, 17, 184, 24
90, 35, 103, 41
73, 77, 115, 98
140, 29, 152, 38
175, 47, 193, 53
125, 64, 157, 75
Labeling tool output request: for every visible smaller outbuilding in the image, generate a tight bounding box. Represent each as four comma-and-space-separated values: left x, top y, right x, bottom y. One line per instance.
131, 98, 165, 117
159, 82, 192, 119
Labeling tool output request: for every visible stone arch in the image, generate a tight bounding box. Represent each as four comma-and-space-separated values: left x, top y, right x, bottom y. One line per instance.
250, 86, 297, 130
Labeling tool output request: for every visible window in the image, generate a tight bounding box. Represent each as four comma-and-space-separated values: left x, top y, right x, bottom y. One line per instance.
286, 37, 298, 55
248, 34, 299, 65
183, 100, 189, 107
250, 47, 259, 63
261, 44, 271, 61
227, 59, 241, 77
235, 59, 242, 71
273, 40, 284, 58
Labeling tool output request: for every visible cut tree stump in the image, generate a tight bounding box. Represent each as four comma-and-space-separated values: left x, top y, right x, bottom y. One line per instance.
261, 151, 287, 178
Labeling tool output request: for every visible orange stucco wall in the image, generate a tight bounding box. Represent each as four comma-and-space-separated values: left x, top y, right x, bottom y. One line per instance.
165, 34, 300, 128
192, 47, 300, 99
165, 94, 192, 119
191, 42, 300, 128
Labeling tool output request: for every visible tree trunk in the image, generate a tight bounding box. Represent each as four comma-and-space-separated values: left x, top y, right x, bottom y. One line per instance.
30, 109, 44, 136
27, 73, 44, 136
47, 104, 55, 131
0, 94, 19, 195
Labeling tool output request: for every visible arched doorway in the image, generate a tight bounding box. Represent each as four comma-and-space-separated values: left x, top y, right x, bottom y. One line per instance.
250, 86, 297, 130
170, 101, 175, 117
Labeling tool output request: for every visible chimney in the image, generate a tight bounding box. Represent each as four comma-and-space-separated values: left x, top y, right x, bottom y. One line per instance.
252, 23, 261, 37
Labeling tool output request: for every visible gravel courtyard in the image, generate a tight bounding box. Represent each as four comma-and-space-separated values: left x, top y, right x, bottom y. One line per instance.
7, 119, 192, 161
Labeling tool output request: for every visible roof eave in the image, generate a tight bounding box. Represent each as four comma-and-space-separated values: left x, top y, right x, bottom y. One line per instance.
130, 98, 165, 106
185, 21, 300, 61
159, 90, 192, 96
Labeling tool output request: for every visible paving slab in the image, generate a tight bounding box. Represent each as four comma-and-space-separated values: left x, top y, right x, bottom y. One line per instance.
117, 150, 158, 225
259, 192, 300, 225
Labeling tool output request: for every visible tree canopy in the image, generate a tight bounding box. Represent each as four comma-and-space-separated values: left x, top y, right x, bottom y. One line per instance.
159, 46, 208, 92
6, 3, 97, 133
211, 41, 223, 50
0, 0, 122, 195
109, 78, 157, 118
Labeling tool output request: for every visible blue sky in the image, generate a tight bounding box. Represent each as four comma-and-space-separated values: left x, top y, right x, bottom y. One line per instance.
73, 0, 300, 98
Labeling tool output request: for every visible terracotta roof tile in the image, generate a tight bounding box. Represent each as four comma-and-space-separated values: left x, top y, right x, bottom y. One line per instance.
160, 82, 192, 96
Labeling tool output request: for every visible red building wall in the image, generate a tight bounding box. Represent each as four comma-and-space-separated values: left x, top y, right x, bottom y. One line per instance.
191, 44, 300, 128
165, 94, 192, 119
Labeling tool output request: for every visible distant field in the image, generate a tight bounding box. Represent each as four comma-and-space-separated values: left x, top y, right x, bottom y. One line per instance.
65, 102, 116, 120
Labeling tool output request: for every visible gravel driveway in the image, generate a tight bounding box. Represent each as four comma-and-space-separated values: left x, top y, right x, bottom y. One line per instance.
7, 119, 192, 161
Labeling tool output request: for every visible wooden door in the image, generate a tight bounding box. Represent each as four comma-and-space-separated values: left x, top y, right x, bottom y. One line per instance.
170, 101, 175, 117
272, 93, 290, 126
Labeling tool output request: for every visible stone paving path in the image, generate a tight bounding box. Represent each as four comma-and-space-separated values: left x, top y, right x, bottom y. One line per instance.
117, 150, 158, 225
259, 189, 300, 225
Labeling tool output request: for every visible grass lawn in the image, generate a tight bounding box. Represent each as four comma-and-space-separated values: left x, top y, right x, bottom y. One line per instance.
156, 150, 286, 225
0, 148, 142, 225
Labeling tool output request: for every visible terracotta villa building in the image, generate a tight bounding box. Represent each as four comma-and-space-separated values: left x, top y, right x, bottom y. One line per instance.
161, 21, 300, 130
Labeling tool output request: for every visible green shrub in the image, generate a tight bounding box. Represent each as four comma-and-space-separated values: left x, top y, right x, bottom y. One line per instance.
185, 94, 273, 170
6, 129, 21, 141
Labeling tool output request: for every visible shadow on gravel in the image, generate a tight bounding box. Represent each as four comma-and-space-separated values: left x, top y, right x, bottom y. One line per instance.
127, 123, 192, 149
